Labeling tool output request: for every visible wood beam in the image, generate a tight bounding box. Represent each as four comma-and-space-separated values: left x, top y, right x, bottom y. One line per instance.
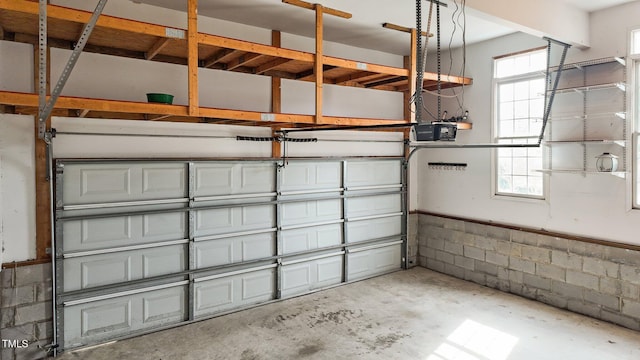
33, 43, 50, 261
202, 48, 236, 68
382, 22, 432, 38
0, 25, 4, 40
407, 28, 417, 123
76, 108, 90, 118
297, 65, 336, 81
323, 56, 408, 76
199, 33, 314, 63
271, 31, 282, 159
145, 37, 171, 60
226, 53, 264, 71
315, 4, 323, 124
187, 0, 198, 116
282, 0, 352, 19
256, 58, 292, 75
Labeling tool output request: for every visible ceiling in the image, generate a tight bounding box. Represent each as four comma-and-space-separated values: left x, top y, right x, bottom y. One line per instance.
134, 0, 637, 55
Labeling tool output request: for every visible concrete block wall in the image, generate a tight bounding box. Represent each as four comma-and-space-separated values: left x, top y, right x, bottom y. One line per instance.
407, 213, 419, 268
417, 213, 640, 331
0, 264, 53, 360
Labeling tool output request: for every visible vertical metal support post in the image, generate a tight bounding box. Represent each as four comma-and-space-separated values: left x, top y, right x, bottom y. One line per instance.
52, 161, 64, 356
314, 4, 324, 124
582, 70, 588, 171
187, 162, 195, 320
341, 160, 349, 283
37, 0, 47, 139
40, 0, 108, 123
401, 160, 409, 269
275, 163, 283, 299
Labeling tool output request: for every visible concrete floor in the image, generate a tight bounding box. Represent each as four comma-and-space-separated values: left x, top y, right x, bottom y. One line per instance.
58, 268, 640, 360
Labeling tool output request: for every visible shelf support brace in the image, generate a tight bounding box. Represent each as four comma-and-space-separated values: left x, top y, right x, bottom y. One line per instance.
37, 0, 47, 139
39, 0, 108, 140
187, 0, 199, 116
315, 4, 323, 124
538, 37, 571, 146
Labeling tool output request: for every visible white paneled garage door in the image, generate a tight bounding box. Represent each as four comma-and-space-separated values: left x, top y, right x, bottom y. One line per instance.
54, 158, 405, 350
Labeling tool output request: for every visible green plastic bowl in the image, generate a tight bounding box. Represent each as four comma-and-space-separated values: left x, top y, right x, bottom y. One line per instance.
146, 93, 174, 104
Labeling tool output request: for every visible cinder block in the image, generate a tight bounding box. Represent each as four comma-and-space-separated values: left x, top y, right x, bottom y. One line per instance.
474, 236, 498, 251
621, 299, 640, 318
420, 214, 445, 228
35, 321, 52, 339
435, 250, 454, 265
537, 235, 569, 251
511, 230, 538, 246
486, 252, 509, 267
15, 265, 51, 287
465, 222, 487, 236
600, 310, 640, 331
604, 247, 640, 267
1, 268, 14, 288
509, 244, 522, 258
510, 283, 536, 299
463, 246, 485, 261
1, 306, 14, 328
622, 283, 640, 300
443, 263, 465, 279
14, 302, 51, 326
431, 227, 450, 242
496, 267, 509, 281
566, 270, 599, 290
521, 245, 551, 263
475, 262, 498, 277
485, 275, 499, 289
509, 270, 524, 283
0, 324, 34, 342
464, 270, 486, 286
2, 348, 15, 360
551, 281, 583, 300
523, 273, 551, 291
14, 341, 49, 360
1, 286, 35, 308
429, 237, 446, 251
620, 265, 640, 285
486, 226, 510, 242
496, 241, 511, 256
426, 259, 445, 273
444, 241, 464, 256
569, 242, 605, 259
584, 290, 620, 311
551, 251, 582, 271
421, 246, 436, 260
536, 263, 566, 282
537, 289, 568, 309
454, 256, 475, 271
418, 256, 428, 268
567, 299, 601, 319
583, 258, 619, 278
453, 231, 475, 246
442, 218, 465, 232
600, 277, 622, 296
509, 257, 535, 275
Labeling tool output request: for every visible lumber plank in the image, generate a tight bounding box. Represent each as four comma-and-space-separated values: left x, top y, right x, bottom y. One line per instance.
282, 0, 352, 19
145, 37, 171, 60
187, 0, 198, 116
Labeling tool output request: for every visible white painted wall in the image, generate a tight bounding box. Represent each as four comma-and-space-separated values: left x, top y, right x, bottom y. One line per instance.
0, 115, 37, 263
0, 1, 405, 263
417, 2, 640, 246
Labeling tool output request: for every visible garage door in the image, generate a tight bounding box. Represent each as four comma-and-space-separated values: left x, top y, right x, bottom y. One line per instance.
54, 158, 405, 350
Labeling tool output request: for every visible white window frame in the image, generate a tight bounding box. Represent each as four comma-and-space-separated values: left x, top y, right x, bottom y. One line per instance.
492, 49, 547, 200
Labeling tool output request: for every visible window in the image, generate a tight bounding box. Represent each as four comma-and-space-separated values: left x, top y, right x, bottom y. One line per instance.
632, 30, 640, 207
494, 49, 547, 198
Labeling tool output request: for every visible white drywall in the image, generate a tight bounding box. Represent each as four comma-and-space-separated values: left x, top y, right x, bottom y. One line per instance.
417, 2, 640, 246
0, 41, 33, 93
0, 115, 37, 263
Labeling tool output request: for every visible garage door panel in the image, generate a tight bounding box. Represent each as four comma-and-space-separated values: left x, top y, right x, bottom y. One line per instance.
194, 233, 275, 268
281, 224, 342, 254
347, 216, 402, 243
194, 205, 275, 237
281, 199, 341, 226
63, 163, 187, 205
62, 212, 187, 253
346, 194, 401, 218
280, 162, 341, 191
194, 163, 274, 197
63, 244, 187, 292
347, 244, 401, 281
281, 255, 343, 297
346, 160, 401, 188
193, 268, 276, 318
63, 284, 187, 349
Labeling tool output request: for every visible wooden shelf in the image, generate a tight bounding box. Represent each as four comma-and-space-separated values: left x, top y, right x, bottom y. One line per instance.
0, 0, 472, 128
544, 139, 626, 146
